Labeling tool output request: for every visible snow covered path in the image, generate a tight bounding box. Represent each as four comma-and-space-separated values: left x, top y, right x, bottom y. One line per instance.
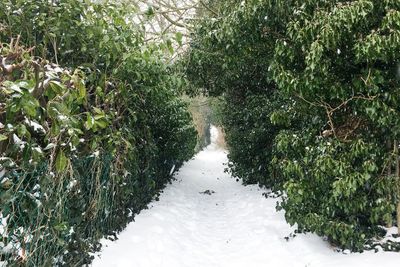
92, 128, 400, 267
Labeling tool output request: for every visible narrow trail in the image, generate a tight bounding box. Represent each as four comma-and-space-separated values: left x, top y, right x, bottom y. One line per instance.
92, 128, 400, 267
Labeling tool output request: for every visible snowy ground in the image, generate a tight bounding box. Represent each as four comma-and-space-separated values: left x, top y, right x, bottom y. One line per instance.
92, 127, 400, 267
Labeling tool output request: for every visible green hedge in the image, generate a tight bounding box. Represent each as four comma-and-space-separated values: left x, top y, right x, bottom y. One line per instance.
186, 0, 400, 251
0, 0, 196, 265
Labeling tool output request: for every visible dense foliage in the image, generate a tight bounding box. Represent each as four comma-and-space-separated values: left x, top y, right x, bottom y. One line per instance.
0, 0, 196, 265
186, 0, 400, 251
186, 0, 287, 186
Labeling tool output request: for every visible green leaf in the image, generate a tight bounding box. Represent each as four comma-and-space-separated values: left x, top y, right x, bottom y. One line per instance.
96, 119, 108, 129
93, 107, 102, 114
22, 98, 39, 117
0, 134, 8, 141
175, 32, 183, 46
94, 114, 105, 120
55, 150, 68, 172
50, 122, 61, 136
4, 81, 23, 94
85, 113, 95, 130
49, 80, 65, 95
166, 39, 174, 54
78, 84, 87, 100
103, 35, 110, 43
145, 6, 155, 17
54, 222, 68, 232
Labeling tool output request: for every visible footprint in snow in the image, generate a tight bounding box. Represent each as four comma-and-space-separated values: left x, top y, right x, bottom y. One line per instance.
199, 190, 215, 195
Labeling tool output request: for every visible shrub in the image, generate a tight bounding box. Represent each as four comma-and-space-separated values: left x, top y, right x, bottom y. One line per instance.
271, 0, 400, 250
185, 0, 289, 185
186, 0, 400, 251
0, 1, 196, 265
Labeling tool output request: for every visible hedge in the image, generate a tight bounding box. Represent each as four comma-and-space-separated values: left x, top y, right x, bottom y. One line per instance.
186, 0, 400, 251
0, 1, 196, 265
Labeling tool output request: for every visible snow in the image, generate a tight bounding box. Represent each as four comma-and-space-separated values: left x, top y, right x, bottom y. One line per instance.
24, 118, 45, 133
0, 213, 8, 236
169, 164, 176, 176
12, 134, 25, 150
67, 179, 78, 191
0, 213, 10, 267
0, 168, 5, 179
92, 126, 400, 267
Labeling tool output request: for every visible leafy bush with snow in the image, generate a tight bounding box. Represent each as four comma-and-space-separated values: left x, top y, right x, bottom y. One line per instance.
186, 0, 400, 251
271, 0, 400, 251
0, 1, 196, 265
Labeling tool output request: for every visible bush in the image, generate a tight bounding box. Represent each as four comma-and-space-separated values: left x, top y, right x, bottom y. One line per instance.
0, 1, 196, 265
271, 0, 400, 251
185, 0, 289, 185
223, 92, 283, 186
186, 0, 400, 251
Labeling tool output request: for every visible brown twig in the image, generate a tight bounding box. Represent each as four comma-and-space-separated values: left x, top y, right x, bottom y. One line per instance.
295, 93, 376, 140
0, 35, 35, 77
